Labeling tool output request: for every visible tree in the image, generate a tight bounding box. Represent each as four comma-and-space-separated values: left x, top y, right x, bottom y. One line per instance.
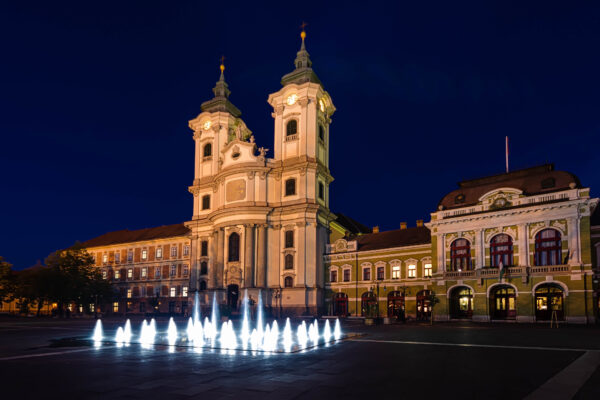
0, 257, 15, 304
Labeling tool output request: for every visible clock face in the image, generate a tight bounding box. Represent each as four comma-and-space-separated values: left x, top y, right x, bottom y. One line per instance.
319, 99, 326, 113
286, 94, 298, 106
494, 198, 507, 207
203, 121, 211, 130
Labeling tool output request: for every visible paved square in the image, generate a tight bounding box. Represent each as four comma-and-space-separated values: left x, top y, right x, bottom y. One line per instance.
1, 318, 600, 399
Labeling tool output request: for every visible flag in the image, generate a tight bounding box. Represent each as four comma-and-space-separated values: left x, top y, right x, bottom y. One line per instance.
498, 260, 505, 280
505, 136, 509, 173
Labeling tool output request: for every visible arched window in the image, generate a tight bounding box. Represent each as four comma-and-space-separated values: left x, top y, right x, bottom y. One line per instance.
199, 280, 207, 290
450, 239, 471, 271
286, 120, 297, 136
284, 276, 293, 288
228, 233, 240, 262
490, 234, 513, 267
318, 125, 325, 142
285, 254, 294, 269
535, 229, 562, 266
202, 195, 210, 210
203, 143, 212, 158
285, 178, 296, 196
200, 261, 208, 275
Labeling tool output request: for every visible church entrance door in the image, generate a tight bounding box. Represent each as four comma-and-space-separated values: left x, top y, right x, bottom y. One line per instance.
227, 284, 239, 311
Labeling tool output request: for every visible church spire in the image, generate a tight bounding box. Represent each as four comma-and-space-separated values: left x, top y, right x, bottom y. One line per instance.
201, 57, 241, 117
281, 23, 321, 86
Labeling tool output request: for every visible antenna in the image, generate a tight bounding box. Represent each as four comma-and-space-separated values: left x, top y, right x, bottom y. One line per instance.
505, 136, 509, 173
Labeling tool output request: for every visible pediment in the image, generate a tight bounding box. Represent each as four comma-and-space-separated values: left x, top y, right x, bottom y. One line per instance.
478, 187, 523, 209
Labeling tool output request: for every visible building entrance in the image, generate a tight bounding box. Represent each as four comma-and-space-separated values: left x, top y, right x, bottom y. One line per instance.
535, 284, 564, 321
227, 284, 239, 311
490, 285, 516, 320
450, 286, 473, 319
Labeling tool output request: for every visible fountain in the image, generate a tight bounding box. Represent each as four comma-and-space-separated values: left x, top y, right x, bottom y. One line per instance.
193, 291, 201, 325
91, 290, 345, 353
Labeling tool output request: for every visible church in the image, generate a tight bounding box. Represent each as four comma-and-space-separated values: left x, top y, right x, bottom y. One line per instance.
79, 30, 600, 323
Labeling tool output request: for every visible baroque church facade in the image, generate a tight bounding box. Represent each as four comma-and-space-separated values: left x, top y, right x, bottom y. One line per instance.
70, 31, 600, 323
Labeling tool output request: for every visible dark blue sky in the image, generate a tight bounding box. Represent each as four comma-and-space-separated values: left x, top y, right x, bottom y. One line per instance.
2, 2, 600, 269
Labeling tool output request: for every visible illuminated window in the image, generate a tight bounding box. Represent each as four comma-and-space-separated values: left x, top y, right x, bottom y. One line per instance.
102, 270, 107, 280
392, 265, 401, 279
408, 264, 416, 278
103, 254, 108, 263
201, 241, 208, 256
156, 247, 162, 258
285, 179, 296, 196
285, 231, 294, 248
141, 267, 147, 278
127, 250, 133, 262
170, 265, 176, 277
284, 276, 294, 288
89, 304, 95, 313
183, 265, 189, 276
343, 269, 350, 282
127, 288, 132, 299
115, 252, 120, 263
170, 287, 176, 297
171, 246, 177, 257
424, 263, 432, 278
377, 266, 384, 280
127, 268, 133, 279
183, 245, 190, 256
285, 254, 294, 270
113, 302, 119, 313
182, 287, 188, 297
141, 249, 147, 260
155, 268, 161, 278
202, 195, 210, 210
363, 267, 371, 281
114, 269, 120, 280
330, 270, 337, 283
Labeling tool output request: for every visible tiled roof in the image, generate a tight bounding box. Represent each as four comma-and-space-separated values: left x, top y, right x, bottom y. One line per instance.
438, 164, 580, 210
81, 223, 190, 248
356, 226, 431, 252
334, 213, 372, 235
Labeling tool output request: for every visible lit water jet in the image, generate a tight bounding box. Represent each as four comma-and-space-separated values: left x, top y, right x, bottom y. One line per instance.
240, 289, 250, 349
250, 328, 259, 350
256, 290, 264, 345
283, 318, 293, 352
333, 318, 342, 341
115, 326, 125, 347
211, 292, 219, 338
192, 318, 204, 345
297, 321, 308, 349
124, 319, 132, 345
309, 320, 319, 345
323, 319, 332, 344
167, 317, 178, 347
193, 291, 201, 325
186, 317, 194, 342
92, 319, 103, 345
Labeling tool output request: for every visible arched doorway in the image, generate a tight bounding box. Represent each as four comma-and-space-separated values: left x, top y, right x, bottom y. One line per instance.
333, 293, 348, 316
387, 291, 405, 320
490, 285, 516, 320
227, 284, 239, 311
361, 292, 377, 317
450, 286, 473, 319
535, 284, 564, 321
416, 290, 432, 320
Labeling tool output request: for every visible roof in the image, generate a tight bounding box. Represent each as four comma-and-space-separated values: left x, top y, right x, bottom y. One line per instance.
356, 226, 431, 252
439, 164, 581, 210
81, 223, 190, 248
334, 213, 372, 235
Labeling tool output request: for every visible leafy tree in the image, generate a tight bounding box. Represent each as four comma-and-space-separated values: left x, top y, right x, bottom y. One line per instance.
0, 257, 15, 303
427, 291, 440, 325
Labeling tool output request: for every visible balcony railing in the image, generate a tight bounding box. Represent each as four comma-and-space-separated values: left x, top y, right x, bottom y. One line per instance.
443, 265, 570, 279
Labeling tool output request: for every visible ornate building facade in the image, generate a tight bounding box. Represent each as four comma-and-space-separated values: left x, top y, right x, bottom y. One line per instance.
325, 165, 600, 323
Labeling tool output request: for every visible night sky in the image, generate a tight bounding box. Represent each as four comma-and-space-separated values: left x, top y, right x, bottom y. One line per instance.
2, 2, 600, 269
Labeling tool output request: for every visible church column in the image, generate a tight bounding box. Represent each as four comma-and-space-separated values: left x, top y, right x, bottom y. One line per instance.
189, 234, 199, 291
256, 224, 267, 287
244, 224, 255, 287
216, 228, 225, 288
209, 230, 218, 289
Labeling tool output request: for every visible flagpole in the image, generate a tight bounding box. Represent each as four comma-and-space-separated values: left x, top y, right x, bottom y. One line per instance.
505, 136, 509, 173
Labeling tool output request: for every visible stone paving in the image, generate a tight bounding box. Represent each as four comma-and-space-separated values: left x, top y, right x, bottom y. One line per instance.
1, 317, 599, 399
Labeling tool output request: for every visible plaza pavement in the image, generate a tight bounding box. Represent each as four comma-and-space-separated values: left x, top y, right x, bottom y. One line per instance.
0, 316, 599, 399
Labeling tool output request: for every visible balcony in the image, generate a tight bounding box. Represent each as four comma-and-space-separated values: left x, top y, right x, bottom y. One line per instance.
443, 265, 570, 280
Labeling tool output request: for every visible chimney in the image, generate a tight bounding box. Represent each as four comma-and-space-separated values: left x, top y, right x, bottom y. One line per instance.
400, 222, 407, 230
372, 226, 379, 233
416, 219, 424, 227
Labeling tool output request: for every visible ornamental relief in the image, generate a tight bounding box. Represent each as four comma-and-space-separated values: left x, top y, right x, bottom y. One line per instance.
502, 226, 518, 240
461, 230, 476, 244
334, 239, 348, 252
528, 221, 548, 238
225, 265, 242, 286
550, 219, 568, 235
445, 233, 458, 247
484, 227, 501, 243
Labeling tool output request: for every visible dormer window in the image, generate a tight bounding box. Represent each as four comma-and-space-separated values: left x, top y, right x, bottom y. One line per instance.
541, 177, 556, 189
285, 178, 296, 196
455, 194, 465, 204
286, 120, 297, 137
203, 143, 212, 159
